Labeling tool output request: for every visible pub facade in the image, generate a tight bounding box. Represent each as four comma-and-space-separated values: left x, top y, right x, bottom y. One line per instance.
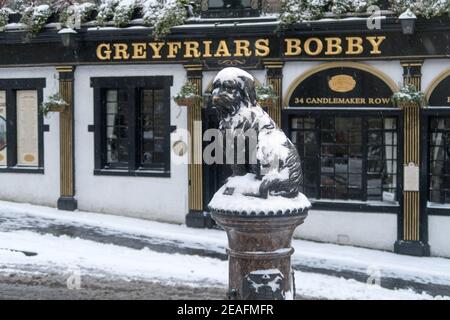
0, 1, 449, 257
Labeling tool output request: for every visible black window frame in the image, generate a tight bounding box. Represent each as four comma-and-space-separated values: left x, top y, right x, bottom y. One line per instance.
91, 76, 173, 178
422, 108, 450, 217
284, 108, 403, 214
0, 78, 46, 174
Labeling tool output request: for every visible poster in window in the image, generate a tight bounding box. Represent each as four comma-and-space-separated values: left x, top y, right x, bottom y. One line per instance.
0, 91, 6, 166
16, 90, 38, 167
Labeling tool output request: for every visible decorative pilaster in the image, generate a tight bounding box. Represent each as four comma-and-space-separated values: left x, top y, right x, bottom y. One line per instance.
395, 60, 429, 256
56, 66, 77, 211
184, 64, 208, 228
264, 60, 283, 127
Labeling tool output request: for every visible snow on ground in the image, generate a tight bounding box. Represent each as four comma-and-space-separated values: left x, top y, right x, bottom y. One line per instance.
0, 200, 450, 299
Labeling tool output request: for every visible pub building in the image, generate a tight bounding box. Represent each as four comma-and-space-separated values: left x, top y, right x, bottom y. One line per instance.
0, 0, 449, 258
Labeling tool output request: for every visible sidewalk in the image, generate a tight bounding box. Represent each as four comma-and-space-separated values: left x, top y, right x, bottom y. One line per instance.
0, 200, 449, 299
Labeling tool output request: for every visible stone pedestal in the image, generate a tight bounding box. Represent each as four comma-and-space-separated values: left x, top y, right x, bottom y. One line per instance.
211, 210, 308, 300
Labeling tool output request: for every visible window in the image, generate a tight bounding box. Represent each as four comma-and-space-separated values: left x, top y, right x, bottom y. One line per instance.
429, 117, 450, 204
0, 79, 45, 173
91, 76, 173, 177
290, 115, 398, 203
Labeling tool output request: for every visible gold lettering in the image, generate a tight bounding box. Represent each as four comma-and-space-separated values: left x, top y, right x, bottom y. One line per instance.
366, 36, 386, 54
167, 42, 182, 58
149, 42, 165, 58
324, 37, 342, 55
96, 43, 112, 60
255, 39, 270, 57
131, 43, 147, 59
203, 41, 213, 58
284, 39, 301, 56
346, 37, 364, 55
304, 38, 323, 56
448, 97, 450, 103
113, 43, 130, 60
214, 40, 231, 57
184, 41, 201, 58
234, 40, 252, 57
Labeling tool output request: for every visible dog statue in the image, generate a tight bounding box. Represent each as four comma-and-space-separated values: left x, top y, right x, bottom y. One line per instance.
211, 67, 302, 199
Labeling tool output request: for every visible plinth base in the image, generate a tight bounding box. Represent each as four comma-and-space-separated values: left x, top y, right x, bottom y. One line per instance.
211, 210, 308, 300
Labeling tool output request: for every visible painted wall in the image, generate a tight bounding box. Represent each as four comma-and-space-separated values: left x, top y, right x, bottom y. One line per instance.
294, 210, 397, 251
422, 59, 450, 93
74, 64, 188, 223
429, 216, 450, 258
0, 67, 60, 207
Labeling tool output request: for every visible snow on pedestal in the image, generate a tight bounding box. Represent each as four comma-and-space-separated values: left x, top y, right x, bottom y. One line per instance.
208, 173, 311, 215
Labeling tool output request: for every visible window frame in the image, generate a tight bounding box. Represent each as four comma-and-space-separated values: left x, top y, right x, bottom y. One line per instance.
91, 76, 173, 178
284, 108, 403, 214
0, 78, 46, 174
422, 108, 450, 217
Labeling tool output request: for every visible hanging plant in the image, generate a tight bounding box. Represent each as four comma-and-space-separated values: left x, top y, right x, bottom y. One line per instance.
96, 0, 118, 25
391, 84, 425, 107
256, 84, 278, 108
40, 93, 68, 116
113, 0, 139, 27
173, 81, 202, 107
20, 4, 52, 36
59, 2, 97, 28
143, 0, 188, 39
0, 7, 10, 31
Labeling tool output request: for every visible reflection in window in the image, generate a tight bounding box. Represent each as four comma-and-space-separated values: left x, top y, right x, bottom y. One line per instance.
140, 89, 166, 167
429, 118, 450, 204
0, 91, 6, 166
105, 89, 129, 168
208, 0, 251, 9
291, 116, 398, 203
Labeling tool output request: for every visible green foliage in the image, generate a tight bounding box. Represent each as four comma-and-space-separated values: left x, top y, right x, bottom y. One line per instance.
0, 8, 9, 31
280, 0, 449, 25
143, 0, 188, 39
40, 93, 68, 117
256, 84, 278, 101
20, 4, 52, 36
391, 84, 425, 105
174, 81, 201, 99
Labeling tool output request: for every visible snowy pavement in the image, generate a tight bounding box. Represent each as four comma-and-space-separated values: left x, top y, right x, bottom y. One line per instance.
0, 200, 449, 300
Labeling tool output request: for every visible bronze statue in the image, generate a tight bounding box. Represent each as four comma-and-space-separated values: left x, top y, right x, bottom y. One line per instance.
210, 67, 302, 199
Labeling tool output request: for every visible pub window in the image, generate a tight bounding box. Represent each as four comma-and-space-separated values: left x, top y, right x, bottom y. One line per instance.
429, 117, 450, 204
0, 79, 45, 173
291, 115, 398, 203
91, 76, 173, 177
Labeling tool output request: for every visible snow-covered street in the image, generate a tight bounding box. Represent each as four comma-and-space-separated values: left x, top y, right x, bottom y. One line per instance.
0, 200, 449, 300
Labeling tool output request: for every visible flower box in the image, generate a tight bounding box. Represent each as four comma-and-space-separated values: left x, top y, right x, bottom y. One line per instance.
258, 99, 275, 109
174, 96, 202, 107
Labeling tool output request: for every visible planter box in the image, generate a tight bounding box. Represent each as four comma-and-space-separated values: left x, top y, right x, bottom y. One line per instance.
47, 104, 66, 113
174, 97, 202, 107
258, 99, 275, 109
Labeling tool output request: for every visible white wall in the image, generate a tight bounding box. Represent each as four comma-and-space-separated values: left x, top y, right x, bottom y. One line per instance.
422, 59, 450, 95
0, 67, 60, 207
74, 64, 188, 223
294, 210, 397, 251
429, 216, 450, 258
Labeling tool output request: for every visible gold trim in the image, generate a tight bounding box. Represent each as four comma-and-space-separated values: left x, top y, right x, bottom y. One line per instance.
56, 66, 74, 73
283, 62, 399, 108
424, 68, 450, 103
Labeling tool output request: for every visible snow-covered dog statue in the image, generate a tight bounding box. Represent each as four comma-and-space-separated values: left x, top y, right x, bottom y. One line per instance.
210, 67, 302, 199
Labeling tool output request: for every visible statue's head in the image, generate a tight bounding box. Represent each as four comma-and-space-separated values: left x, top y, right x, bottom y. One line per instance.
211, 67, 257, 117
